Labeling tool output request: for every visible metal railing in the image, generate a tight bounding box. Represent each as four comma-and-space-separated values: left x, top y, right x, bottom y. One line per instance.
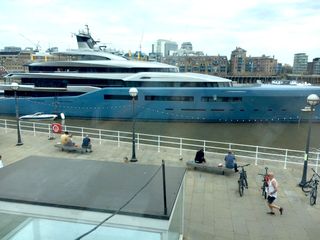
0, 118, 319, 171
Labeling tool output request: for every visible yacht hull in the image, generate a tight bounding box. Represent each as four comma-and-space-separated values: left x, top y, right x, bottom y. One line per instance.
1, 85, 320, 122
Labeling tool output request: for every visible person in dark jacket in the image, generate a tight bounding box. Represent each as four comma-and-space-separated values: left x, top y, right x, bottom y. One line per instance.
224, 151, 238, 172
82, 135, 92, 152
195, 149, 206, 163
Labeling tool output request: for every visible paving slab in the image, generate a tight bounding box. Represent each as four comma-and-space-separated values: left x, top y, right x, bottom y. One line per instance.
1, 128, 320, 239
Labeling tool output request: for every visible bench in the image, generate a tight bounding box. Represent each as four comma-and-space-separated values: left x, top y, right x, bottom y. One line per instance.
54, 143, 85, 154
186, 161, 235, 175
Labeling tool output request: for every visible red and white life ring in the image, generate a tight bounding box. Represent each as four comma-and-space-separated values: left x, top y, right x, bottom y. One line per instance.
51, 123, 62, 133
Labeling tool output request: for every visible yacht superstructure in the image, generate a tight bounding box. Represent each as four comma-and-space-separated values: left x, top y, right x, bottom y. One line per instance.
1, 27, 320, 122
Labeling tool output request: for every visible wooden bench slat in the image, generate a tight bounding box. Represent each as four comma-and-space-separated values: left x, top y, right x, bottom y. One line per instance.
54, 143, 85, 154
186, 161, 234, 175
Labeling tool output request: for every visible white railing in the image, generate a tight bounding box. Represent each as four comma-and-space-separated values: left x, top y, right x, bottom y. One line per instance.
0, 118, 319, 171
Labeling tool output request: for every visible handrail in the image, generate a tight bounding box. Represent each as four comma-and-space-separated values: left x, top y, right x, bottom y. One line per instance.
0, 118, 319, 171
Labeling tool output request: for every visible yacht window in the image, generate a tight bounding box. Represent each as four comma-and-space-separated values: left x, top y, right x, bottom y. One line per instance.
104, 95, 136, 100
181, 109, 205, 111
201, 96, 242, 102
145, 96, 194, 101
211, 109, 225, 111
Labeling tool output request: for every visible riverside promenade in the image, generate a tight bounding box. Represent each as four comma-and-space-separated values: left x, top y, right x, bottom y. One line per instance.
1, 129, 320, 239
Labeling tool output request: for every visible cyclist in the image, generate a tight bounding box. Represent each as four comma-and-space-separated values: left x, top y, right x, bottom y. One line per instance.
266, 172, 283, 215
224, 151, 238, 172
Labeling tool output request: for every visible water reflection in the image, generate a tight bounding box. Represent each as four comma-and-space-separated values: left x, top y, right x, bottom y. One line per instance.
61, 119, 319, 151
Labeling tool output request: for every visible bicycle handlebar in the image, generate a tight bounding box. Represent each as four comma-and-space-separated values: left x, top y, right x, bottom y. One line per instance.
311, 168, 320, 178
239, 163, 250, 168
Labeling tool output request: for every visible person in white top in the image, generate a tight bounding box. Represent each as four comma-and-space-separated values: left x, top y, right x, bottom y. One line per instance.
267, 172, 283, 215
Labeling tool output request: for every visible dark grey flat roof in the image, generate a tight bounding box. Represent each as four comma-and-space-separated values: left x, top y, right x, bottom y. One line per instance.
0, 156, 185, 220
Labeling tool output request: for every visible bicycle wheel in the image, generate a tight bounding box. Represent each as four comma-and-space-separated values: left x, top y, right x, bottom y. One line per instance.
310, 188, 317, 206
244, 172, 248, 188
262, 184, 267, 199
244, 177, 248, 188
302, 181, 312, 193
238, 179, 244, 197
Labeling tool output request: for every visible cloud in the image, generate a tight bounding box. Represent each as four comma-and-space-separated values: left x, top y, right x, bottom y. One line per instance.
0, 0, 319, 64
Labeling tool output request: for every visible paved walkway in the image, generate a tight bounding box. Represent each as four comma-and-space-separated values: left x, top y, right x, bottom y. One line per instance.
1, 128, 320, 239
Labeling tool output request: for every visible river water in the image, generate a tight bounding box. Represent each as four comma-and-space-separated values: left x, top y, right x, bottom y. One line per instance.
60, 118, 320, 151
2, 115, 319, 151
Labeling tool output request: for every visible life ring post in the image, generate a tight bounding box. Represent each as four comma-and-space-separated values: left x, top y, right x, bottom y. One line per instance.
52, 123, 62, 134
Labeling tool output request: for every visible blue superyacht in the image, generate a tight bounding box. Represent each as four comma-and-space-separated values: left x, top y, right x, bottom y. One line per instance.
1, 27, 320, 122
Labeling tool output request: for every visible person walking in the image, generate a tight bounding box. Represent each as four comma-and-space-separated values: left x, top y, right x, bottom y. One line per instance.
0, 155, 3, 168
266, 172, 283, 215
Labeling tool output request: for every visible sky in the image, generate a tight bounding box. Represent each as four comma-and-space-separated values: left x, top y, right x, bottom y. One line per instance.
0, 0, 319, 65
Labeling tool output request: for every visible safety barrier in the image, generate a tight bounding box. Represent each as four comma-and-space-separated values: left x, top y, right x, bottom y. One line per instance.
0, 118, 319, 171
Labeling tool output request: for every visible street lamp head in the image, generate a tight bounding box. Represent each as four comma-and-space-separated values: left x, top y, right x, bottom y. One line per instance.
129, 87, 138, 98
11, 82, 19, 90
307, 94, 320, 107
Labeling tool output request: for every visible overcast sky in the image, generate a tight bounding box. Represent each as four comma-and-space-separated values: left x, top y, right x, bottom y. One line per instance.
0, 0, 319, 65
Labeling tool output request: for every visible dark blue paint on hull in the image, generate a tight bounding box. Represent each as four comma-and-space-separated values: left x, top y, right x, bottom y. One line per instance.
1, 85, 320, 122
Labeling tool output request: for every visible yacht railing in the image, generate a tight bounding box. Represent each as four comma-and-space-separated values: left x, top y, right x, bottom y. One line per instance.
1, 118, 319, 171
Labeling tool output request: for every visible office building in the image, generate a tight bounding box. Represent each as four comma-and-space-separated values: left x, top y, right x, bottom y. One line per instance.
293, 53, 308, 74
155, 39, 178, 57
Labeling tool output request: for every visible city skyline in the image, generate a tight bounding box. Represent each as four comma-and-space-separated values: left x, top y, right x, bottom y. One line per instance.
0, 0, 319, 65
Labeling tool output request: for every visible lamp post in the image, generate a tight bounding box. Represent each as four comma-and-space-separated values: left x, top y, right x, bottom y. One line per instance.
299, 94, 320, 186
129, 87, 138, 162
11, 82, 23, 146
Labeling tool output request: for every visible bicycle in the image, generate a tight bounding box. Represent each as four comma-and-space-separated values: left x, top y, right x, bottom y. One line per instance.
301, 168, 319, 194
258, 167, 269, 199
308, 168, 320, 206
238, 163, 250, 197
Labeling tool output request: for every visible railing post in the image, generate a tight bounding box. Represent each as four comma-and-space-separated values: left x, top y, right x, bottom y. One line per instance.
228, 143, 232, 150
158, 136, 160, 153
255, 146, 259, 165
180, 138, 182, 156
81, 128, 84, 139
203, 140, 206, 152
117, 131, 120, 148
33, 123, 36, 136
284, 149, 288, 169
4, 120, 7, 133
316, 152, 319, 173
99, 130, 102, 145
48, 124, 51, 139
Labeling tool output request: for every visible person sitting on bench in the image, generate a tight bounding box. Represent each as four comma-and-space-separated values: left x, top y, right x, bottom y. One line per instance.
61, 131, 70, 145
224, 151, 238, 172
82, 135, 92, 152
195, 148, 206, 163
65, 134, 79, 147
